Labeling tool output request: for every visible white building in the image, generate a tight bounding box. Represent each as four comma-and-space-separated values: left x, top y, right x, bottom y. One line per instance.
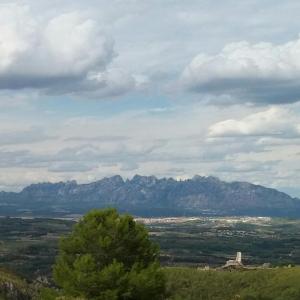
223, 252, 243, 268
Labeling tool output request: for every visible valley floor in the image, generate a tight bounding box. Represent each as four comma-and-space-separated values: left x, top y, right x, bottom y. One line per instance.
1, 216, 300, 279
0, 216, 300, 299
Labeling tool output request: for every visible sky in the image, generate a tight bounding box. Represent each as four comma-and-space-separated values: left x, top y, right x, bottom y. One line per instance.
1, 0, 300, 197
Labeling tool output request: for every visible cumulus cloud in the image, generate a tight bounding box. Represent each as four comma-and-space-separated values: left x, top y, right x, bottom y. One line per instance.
182, 36, 300, 104
0, 4, 135, 97
208, 107, 300, 138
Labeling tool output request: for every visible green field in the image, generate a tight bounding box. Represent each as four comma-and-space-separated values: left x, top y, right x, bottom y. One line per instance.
1, 216, 300, 280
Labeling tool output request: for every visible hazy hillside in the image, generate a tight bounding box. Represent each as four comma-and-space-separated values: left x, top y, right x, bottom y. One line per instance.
0, 175, 299, 217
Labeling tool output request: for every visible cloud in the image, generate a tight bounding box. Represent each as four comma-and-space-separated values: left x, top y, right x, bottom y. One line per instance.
73, 68, 136, 98
0, 4, 135, 97
182, 36, 300, 104
48, 161, 97, 173
208, 107, 300, 138
0, 110, 297, 195
120, 161, 139, 171
0, 140, 161, 173
0, 126, 54, 146
65, 135, 130, 142
215, 160, 280, 174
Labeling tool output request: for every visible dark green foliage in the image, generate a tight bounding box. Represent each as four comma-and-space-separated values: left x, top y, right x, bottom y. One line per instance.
37, 288, 60, 300
165, 267, 300, 300
53, 209, 166, 300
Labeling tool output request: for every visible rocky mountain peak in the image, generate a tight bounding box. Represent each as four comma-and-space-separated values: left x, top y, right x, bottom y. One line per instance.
131, 175, 158, 186
2, 175, 300, 217
103, 175, 124, 185
192, 175, 221, 183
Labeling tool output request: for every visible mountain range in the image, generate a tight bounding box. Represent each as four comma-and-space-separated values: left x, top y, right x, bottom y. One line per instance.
0, 175, 299, 217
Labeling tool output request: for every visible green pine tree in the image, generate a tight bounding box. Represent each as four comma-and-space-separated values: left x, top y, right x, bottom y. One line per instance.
53, 208, 166, 300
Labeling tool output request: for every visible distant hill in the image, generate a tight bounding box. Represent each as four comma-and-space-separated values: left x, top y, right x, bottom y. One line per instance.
0, 175, 300, 217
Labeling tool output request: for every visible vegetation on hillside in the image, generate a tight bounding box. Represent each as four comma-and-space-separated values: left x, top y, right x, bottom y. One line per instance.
165, 267, 300, 300
1, 266, 300, 300
0, 269, 33, 300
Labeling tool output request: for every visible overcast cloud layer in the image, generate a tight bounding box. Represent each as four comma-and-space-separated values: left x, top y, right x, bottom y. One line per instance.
0, 0, 300, 197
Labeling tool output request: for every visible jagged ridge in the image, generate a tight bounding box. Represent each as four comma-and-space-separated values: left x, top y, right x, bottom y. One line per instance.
0, 175, 299, 217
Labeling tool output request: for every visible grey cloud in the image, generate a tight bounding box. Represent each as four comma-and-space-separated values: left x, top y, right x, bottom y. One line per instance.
0, 150, 45, 168
137, 137, 268, 163
120, 161, 139, 171
167, 167, 185, 174
182, 37, 300, 105
215, 160, 280, 174
257, 137, 300, 147
0, 127, 55, 146
4, 1, 300, 101
0, 5, 136, 98
201, 139, 268, 160
44, 68, 137, 99
65, 135, 130, 142
48, 162, 97, 173
101, 162, 118, 167
0, 141, 164, 172
208, 107, 300, 138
